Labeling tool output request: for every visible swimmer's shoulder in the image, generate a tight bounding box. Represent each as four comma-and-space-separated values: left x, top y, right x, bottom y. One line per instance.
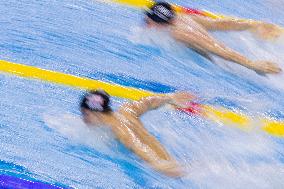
174, 15, 195, 24
117, 101, 144, 118
117, 102, 135, 115
171, 15, 196, 32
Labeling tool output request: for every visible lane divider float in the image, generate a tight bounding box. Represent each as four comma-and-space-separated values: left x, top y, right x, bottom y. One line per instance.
1, 59, 284, 137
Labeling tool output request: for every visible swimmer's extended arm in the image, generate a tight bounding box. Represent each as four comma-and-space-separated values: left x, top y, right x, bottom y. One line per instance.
190, 15, 259, 31
190, 15, 284, 40
120, 92, 194, 117
120, 96, 171, 117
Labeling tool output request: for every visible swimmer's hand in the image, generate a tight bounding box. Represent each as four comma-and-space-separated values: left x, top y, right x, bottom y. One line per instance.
167, 92, 196, 108
250, 61, 282, 74
250, 22, 284, 40
152, 160, 184, 177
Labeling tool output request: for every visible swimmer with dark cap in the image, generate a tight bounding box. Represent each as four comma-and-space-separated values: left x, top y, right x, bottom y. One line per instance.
144, 2, 283, 74
80, 89, 194, 177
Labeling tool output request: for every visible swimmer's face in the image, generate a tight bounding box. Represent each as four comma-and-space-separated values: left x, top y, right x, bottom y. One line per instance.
144, 16, 171, 29
144, 17, 160, 28
81, 108, 103, 125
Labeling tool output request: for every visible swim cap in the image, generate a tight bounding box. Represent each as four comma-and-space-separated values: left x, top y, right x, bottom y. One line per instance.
146, 2, 175, 24
80, 90, 112, 112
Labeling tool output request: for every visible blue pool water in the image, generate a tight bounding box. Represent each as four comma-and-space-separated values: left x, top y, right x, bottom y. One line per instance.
1, 0, 284, 188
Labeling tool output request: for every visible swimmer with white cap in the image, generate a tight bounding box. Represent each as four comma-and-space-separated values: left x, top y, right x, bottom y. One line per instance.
80, 89, 194, 177
144, 2, 283, 74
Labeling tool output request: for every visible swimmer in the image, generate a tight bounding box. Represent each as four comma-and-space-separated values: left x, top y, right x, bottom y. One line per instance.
144, 2, 283, 74
80, 89, 194, 177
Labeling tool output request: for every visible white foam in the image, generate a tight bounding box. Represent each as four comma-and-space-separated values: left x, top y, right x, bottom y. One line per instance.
139, 107, 284, 187
43, 113, 118, 156
127, 26, 184, 52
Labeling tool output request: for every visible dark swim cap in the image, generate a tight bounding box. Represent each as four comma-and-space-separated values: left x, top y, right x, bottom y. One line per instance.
80, 90, 112, 113
146, 2, 175, 24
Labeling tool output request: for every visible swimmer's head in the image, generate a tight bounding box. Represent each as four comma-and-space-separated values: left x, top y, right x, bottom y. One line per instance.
145, 2, 176, 25
80, 90, 112, 113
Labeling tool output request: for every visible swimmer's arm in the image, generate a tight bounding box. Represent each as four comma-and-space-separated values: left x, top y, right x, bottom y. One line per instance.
120, 95, 172, 117
189, 15, 283, 41
190, 15, 260, 31
120, 92, 194, 117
